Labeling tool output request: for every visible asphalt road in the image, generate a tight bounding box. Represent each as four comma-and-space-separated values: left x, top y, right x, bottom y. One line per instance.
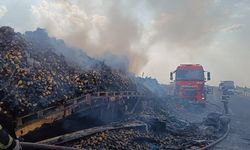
170, 88, 250, 149
212, 94, 250, 150
170, 89, 223, 123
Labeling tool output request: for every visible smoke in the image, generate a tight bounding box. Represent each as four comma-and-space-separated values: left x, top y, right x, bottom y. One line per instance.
24, 28, 99, 70
148, 0, 228, 55
31, 0, 147, 73
30, 0, 235, 84
31, 0, 228, 73
2, 0, 249, 86
99, 53, 129, 72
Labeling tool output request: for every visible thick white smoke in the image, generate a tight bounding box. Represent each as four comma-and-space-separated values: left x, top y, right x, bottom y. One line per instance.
31, 0, 147, 73
1, 0, 249, 86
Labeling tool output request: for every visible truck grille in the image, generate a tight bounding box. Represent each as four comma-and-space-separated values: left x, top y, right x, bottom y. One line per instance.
182, 87, 197, 97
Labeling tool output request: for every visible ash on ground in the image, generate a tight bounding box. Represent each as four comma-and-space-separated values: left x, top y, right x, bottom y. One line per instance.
65, 98, 230, 150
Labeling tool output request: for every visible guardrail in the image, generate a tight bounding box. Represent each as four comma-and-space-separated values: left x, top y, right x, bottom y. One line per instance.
15, 91, 144, 137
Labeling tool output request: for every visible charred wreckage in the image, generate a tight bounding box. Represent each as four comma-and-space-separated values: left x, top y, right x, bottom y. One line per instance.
0, 26, 230, 149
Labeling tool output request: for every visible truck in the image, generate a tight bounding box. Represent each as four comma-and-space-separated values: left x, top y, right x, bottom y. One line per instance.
219, 81, 235, 95
170, 64, 211, 104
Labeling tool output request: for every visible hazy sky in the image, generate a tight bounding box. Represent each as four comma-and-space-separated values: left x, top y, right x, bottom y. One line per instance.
0, 0, 250, 87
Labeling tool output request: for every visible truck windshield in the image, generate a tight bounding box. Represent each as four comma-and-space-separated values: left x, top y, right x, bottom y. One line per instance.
176, 70, 204, 81
223, 81, 234, 88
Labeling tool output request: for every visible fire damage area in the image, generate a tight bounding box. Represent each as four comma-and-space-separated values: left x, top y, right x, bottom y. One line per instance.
0, 26, 230, 149
59, 98, 230, 150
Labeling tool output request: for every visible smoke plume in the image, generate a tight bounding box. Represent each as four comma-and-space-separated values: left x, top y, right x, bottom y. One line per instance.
148, 0, 228, 55
31, 0, 228, 72
2, 0, 249, 86
31, 0, 147, 73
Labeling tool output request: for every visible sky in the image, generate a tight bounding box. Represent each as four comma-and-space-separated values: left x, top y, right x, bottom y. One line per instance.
0, 0, 250, 87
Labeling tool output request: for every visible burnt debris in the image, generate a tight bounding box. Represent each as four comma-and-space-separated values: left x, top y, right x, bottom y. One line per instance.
64, 98, 229, 149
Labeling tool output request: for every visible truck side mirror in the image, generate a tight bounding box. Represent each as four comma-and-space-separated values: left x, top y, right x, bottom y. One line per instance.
207, 72, 211, 80
170, 72, 173, 80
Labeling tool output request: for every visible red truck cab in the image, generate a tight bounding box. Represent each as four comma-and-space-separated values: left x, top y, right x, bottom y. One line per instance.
170, 64, 210, 103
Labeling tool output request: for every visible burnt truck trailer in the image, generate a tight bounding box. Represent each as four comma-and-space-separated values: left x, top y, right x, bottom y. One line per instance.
170, 64, 211, 104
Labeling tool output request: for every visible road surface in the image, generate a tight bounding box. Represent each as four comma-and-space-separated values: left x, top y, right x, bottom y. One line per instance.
212, 94, 250, 150
170, 88, 250, 149
170, 89, 222, 123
